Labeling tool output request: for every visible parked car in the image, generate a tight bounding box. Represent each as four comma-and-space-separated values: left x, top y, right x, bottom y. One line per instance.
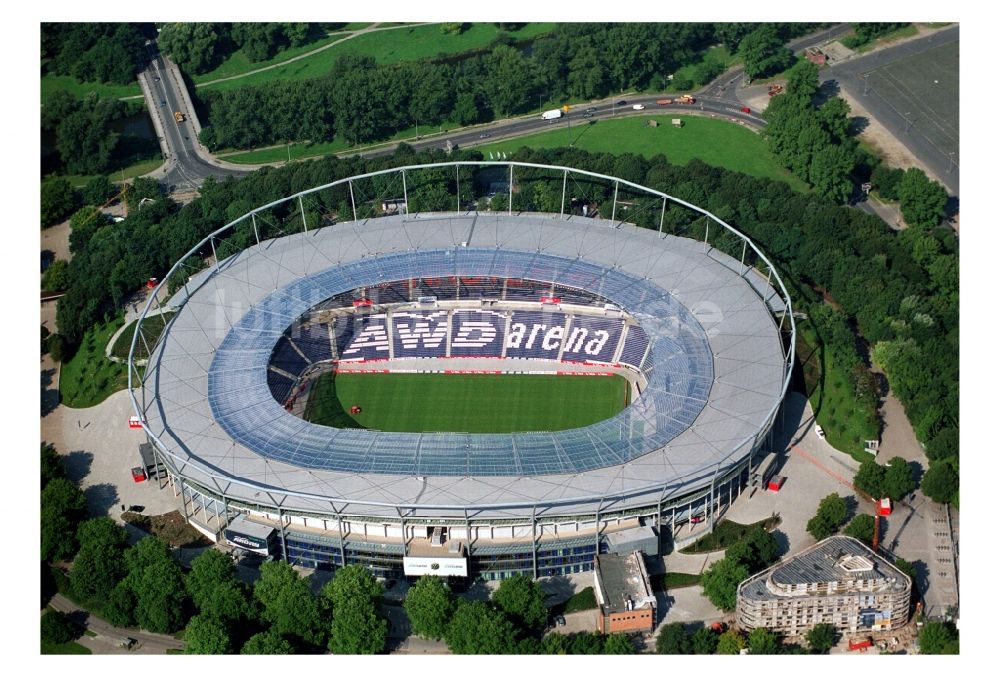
555, 615, 566, 626
740, 106, 751, 114
585, 107, 597, 113
632, 104, 645, 110
616, 100, 627, 106
479, 133, 491, 139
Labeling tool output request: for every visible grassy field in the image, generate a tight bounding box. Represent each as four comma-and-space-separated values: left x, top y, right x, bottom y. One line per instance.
853, 25, 920, 54
59, 316, 130, 409
305, 372, 629, 433
41, 72, 142, 104
680, 516, 781, 554
51, 158, 164, 189
666, 45, 739, 92
110, 311, 176, 361
796, 319, 880, 462
41, 639, 91, 655
650, 571, 702, 592
192, 32, 349, 84
549, 587, 597, 616
201, 23, 557, 92
480, 115, 809, 191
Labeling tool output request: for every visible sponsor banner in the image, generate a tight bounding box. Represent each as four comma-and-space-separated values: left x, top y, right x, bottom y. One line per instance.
403, 556, 468, 577
225, 530, 270, 554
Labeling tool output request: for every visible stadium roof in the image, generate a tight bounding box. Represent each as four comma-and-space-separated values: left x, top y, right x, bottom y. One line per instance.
142, 212, 786, 517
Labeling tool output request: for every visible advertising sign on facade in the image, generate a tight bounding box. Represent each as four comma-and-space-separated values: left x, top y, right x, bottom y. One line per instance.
402, 556, 468, 577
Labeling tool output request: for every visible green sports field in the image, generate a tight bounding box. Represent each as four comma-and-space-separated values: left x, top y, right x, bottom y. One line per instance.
304, 372, 630, 433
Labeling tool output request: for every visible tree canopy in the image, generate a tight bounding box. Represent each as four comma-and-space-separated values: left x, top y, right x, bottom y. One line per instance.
491, 574, 548, 630
321, 565, 386, 654
919, 620, 959, 654
747, 627, 781, 654
240, 629, 294, 655
121, 536, 190, 634
807, 493, 848, 541
897, 168, 949, 230
41, 23, 149, 85
403, 575, 455, 640
739, 24, 794, 80
921, 460, 958, 504
655, 622, 691, 654
40, 477, 88, 562
842, 513, 876, 545
70, 517, 129, 604
701, 556, 749, 611
41, 179, 79, 227
446, 600, 518, 654
805, 623, 837, 653
183, 614, 231, 654
253, 560, 326, 647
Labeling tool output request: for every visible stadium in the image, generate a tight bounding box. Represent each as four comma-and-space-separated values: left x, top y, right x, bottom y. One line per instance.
128, 161, 795, 581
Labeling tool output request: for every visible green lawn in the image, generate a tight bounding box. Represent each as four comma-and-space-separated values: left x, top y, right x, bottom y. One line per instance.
52, 158, 164, 189
41, 640, 91, 655
192, 33, 349, 84
305, 372, 629, 433
201, 23, 556, 92
650, 571, 702, 592
797, 319, 880, 462
41, 73, 142, 104
680, 517, 780, 554
480, 115, 809, 191
550, 587, 598, 616
59, 316, 130, 409
110, 311, 176, 360
667, 45, 739, 92
852, 25, 920, 54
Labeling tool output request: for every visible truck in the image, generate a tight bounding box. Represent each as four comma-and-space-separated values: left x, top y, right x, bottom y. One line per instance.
541, 109, 563, 121
174, 111, 185, 122
767, 84, 784, 97
676, 94, 696, 104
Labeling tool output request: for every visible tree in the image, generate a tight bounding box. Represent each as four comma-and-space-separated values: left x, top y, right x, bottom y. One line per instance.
186, 549, 253, 624
603, 633, 634, 654
809, 144, 855, 203
854, 459, 887, 498
655, 622, 691, 654
925, 426, 959, 462
690, 626, 719, 654
70, 517, 128, 603
158, 23, 223, 74
81, 175, 116, 207
41, 178, 78, 227
253, 560, 326, 646
42, 259, 69, 292
701, 557, 749, 611
40, 478, 87, 562
321, 564, 383, 608
241, 629, 294, 655
716, 629, 746, 655
883, 457, 917, 501
727, 525, 779, 573
568, 631, 605, 655
41, 442, 64, 488
893, 557, 917, 586
739, 25, 794, 80
328, 595, 387, 654
872, 164, 906, 201
492, 574, 548, 630
541, 631, 571, 654
805, 623, 837, 653
403, 575, 455, 640
922, 461, 958, 504
446, 600, 517, 654
897, 168, 948, 230
807, 493, 848, 540
183, 614, 231, 654
47, 333, 65, 363
747, 627, 781, 654
41, 609, 81, 645
122, 536, 190, 634
842, 513, 876, 544
918, 620, 959, 654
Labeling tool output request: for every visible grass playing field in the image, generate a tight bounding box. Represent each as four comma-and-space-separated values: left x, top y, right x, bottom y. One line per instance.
304, 372, 630, 433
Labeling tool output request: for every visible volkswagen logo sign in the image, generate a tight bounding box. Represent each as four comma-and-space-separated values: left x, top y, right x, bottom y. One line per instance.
431, 563, 440, 570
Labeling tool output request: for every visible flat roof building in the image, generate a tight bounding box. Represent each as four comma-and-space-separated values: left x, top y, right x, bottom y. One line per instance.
594, 551, 657, 635
737, 535, 912, 637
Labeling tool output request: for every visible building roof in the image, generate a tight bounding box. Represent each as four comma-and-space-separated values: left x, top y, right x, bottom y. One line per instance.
595, 551, 655, 614
739, 536, 912, 602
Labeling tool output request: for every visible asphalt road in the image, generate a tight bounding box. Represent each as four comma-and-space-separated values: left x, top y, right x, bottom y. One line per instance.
824, 24, 960, 195
139, 42, 246, 192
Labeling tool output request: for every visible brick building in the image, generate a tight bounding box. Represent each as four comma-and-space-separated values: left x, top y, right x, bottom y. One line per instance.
736, 536, 911, 636
594, 551, 657, 635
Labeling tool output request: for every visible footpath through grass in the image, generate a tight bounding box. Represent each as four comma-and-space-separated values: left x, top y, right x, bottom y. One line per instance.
305, 372, 629, 433
41, 72, 142, 104
480, 115, 809, 192
59, 316, 129, 408
201, 23, 556, 92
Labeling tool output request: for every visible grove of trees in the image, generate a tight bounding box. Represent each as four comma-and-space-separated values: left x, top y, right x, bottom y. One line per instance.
158, 23, 319, 75
701, 525, 780, 610
41, 23, 150, 85
196, 23, 821, 151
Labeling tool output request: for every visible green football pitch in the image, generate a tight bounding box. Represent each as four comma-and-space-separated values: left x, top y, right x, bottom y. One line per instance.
303, 372, 630, 433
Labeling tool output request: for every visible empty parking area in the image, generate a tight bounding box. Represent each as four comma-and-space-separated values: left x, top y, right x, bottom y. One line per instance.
863, 39, 959, 163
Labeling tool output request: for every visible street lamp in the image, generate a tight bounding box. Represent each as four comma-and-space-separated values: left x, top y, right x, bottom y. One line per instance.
947, 152, 956, 173
904, 112, 912, 133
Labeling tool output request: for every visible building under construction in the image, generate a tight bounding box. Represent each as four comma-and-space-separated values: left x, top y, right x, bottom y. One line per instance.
736, 536, 911, 637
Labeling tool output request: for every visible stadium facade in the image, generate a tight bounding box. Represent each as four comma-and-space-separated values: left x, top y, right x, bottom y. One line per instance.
129, 162, 794, 580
